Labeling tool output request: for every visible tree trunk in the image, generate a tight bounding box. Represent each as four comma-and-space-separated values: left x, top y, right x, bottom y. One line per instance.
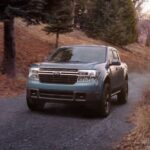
71, 0, 76, 27
2, 18, 16, 78
146, 29, 150, 47
55, 32, 59, 48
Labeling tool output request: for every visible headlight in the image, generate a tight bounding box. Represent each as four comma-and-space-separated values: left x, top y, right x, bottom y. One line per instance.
29, 68, 39, 81
77, 70, 99, 83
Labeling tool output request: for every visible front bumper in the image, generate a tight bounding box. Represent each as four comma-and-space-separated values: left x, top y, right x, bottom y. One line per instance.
27, 81, 103, 103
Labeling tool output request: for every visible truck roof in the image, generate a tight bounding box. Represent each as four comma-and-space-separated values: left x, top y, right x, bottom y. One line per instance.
58, 45, 119, 52
59, 45, 108, 49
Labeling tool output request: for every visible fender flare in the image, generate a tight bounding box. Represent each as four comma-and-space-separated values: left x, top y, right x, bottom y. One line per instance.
99, 73, 111, 92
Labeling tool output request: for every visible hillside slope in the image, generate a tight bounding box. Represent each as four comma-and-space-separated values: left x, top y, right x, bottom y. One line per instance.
0, 19, 150, 97
15, 19, 150, 72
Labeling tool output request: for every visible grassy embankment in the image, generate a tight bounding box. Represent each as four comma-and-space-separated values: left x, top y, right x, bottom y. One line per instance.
116, 89, 150, 150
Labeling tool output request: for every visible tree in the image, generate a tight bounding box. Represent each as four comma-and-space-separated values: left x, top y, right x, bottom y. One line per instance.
74, 0, 93, 29
44, 0, 73, 48
0, 0, 46, 78
132, 0, 146, 18
133, 0, 145, 11
146, 28, 150, 47
84, 0, 137, 45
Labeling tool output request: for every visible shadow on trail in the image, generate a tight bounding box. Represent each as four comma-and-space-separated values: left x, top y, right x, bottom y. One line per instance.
33, 97, 120, 119
30, 73, 150, 119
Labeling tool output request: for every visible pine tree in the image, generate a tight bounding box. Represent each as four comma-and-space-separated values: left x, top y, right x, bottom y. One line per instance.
0, 0, 46, 77
85, 0, 137, 45
74, 0, 93, 29
44, 0, 73, 48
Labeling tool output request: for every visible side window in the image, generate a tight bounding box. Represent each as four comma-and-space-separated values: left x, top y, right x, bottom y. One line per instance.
112, 51, 119, 62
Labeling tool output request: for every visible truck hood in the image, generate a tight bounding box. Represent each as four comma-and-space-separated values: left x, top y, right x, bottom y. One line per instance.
37, 62, 101, 70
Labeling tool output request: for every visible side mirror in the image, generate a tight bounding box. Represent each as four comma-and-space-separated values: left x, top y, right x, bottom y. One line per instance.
111, 60, 121, 66
108, 60, 120, 66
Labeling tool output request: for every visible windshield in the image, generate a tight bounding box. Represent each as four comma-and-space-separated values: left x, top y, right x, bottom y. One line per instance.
49, 46, 107, 63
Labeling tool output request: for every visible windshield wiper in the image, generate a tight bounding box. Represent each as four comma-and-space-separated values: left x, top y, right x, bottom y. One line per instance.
50, 60, 85, 63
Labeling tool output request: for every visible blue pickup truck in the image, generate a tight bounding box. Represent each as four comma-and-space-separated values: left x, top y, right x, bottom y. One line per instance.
26, 45, 128, 117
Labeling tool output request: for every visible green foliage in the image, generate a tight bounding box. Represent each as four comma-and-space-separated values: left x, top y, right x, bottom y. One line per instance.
44, 0, 73, 34
74, 0, 87, 28
0, 0, 46, 77
43, 0, 73, 48
0, 0, 46, 23
84, 0, 138, 45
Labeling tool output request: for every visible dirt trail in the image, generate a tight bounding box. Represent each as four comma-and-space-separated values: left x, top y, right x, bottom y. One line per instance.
129, 73, 150, 102
115, 73, 150, 150
0, 73, 149, 150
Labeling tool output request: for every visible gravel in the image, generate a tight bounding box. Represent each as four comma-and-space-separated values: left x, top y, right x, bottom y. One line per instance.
0, 73, 149, 150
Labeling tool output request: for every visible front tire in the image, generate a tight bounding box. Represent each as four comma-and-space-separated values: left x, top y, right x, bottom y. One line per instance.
117, 80, 128, 104
97, 83, 111, 117
27, 98, 45, 111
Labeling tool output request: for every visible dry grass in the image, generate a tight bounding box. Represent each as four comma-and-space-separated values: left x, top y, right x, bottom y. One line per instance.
116, 89, 150, 150
16, 19, 150, 72
0, 19, 51, 97
0, 18, 150, 98
0, 75, 25, 97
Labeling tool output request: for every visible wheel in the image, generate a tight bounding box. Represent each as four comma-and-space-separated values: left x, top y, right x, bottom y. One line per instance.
27, 97, 45, 111
97, 83, 111, 117
117, 80, 128, 104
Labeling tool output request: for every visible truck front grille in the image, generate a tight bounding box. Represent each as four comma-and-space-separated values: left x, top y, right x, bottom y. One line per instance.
39, 74, 77, 84
40, 68, 78, 72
